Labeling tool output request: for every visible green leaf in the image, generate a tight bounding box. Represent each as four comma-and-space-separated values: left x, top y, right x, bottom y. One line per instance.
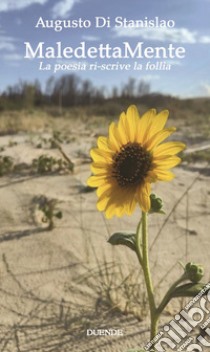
171, 283, 208, 298
55, 211, 63, 219
108, 232, 136, 251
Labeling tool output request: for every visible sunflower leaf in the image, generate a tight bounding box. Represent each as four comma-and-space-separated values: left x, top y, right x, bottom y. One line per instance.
171, 282, 209, 298
108, 232, 136, 251
157, 282, 210, 314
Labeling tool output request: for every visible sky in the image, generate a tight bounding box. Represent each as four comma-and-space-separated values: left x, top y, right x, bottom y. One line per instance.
0, 0, 210, 97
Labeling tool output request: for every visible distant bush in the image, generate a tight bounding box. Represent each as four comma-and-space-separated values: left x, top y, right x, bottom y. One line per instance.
32, 154, 73, 174
0, 156, 13, 176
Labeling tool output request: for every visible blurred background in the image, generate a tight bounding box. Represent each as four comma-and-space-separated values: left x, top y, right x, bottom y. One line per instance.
1, 0, 210, 97
0, 0, 210, 132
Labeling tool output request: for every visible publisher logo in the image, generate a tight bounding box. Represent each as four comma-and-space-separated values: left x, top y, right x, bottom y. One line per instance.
87, 329, 124, 336
145, 283, 210, 352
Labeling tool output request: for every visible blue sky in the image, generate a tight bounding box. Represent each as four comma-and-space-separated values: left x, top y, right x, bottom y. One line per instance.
0, 0, 210, 97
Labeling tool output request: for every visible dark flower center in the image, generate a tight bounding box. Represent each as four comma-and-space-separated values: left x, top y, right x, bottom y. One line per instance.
112, 142, 152, 187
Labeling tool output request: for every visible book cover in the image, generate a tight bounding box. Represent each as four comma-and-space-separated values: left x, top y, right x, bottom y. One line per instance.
0, 1, 210, 351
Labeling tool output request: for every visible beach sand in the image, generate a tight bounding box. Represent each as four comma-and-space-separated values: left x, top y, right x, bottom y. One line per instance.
0, 117, 210, 351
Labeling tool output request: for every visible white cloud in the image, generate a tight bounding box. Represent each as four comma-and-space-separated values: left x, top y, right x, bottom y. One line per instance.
199, 36, 210, 43
200, 83, 210, 96
165, 60, 182, 66
82, 35, 100, 41
0, 41, 16, 51
0, 32, 17, 51
0, 0, 48, 12
51, 0, 80, 19
113, 27, 210, 44
140, 75, 160, 81
2, 53, 22, 60
0, 30, 20, 65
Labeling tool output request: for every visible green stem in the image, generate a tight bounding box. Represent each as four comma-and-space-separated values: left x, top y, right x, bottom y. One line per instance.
157, 273, 187, 314
136, 220, 143, 266
139, 211, 158, 340
136, 212, 190, 343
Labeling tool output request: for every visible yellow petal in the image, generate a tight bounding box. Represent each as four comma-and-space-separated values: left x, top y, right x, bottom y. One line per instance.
91, 162, 109, 175
96, 182, 114, 197
137, 109, 156, 144
125, 197, 137, 215
153, 141, 186, 157
146, 110, 169, 141
137, 182, 151, 212
117, 111, 129, 145
105, 197, 130, 218
104, 186, 136, 218
145, 127, 176, 151
90, 148, 113, 163
108, 207, 125, 218
146, 170, 158, 183
154, 169, 175, 181
126, 105, 140, 142
115, 206, 126, 217
87, 175, 107, 187
97, 193, 110, 211
108, 122, 121, 152
153, 156, 181, 169
105, 203, 118, 219
97, 136, 111, 152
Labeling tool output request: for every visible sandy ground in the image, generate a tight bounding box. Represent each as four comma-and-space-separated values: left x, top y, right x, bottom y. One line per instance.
0, 119, 210, 352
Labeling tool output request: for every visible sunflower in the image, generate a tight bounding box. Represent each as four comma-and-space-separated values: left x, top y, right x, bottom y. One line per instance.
87, 105, 185, 218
